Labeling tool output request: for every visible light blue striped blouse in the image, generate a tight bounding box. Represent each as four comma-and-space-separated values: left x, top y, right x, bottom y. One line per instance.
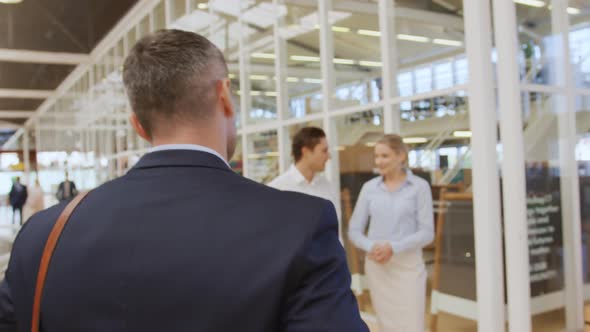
348, 171, 434, 254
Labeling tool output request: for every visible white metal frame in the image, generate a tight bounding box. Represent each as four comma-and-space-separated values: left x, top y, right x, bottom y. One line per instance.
493, 0, 532, 331
0, 48, 90, 65
0, 89, 53, 99
463, 1, 506, 331
551, 0, 584, 329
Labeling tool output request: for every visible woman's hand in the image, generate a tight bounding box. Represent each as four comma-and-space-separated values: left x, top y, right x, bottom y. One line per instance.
368, 241, 393, 264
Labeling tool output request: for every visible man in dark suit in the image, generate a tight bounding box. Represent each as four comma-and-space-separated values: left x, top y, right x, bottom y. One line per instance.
0, 29, 368, 331
8, 177, 27, 225
55, 171, 78, 203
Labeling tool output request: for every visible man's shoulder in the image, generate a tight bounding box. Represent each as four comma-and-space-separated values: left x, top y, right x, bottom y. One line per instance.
230, 175, 332, 226
267, 171, 294, 190
239, 173, 326, 205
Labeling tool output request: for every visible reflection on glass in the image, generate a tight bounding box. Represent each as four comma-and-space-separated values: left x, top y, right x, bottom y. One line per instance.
515, 2, 565, 86
117, 39, 125, 65
400, 92, 468, 123
127, 28, 138, 55
139, 16, 150, 39
153, 2, 166, 31
283, 3, 323, 118
332, 1, 381, 108
230, 136, 243, 175
575, 95, 590, 285
171, 0, 186, 22
520, 92, 569, 328
247, 130, 279, 183
570, 9, 590, 88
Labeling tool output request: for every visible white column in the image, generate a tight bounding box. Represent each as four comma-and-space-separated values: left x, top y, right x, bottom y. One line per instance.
116, 121, 124, 177
241, 134, 249, 178
318, 0, 341, 236
319, 0, 337, 182
82, 128, 89, 189
319, 0, 334, 115
23, 128, 30, 184
35, 119, 41, 177
274, 0, 289, 173
164, 0, 172, 27
208, 1, 215, 41
463, 1, 506, 332
238, 4, 251, 179
551, 0, 584, 329
92, 130, 100, 184
492, 0, 531, 331
379, 0, 399, 134
149, 8, 155, 32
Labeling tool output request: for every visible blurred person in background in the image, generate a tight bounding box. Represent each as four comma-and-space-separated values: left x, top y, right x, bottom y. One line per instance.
8, 177, 27, 225
55, 171, 78, 203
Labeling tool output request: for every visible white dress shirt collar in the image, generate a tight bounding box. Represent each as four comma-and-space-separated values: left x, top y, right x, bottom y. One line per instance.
150, 144, 230, 167
288, 164, 321, 185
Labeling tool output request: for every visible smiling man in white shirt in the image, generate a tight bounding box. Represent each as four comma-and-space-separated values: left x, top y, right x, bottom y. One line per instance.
269, 127, 337, 209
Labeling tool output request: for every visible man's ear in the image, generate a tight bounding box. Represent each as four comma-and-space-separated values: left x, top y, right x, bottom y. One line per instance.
301, 146, 312, 159
218, 78, 235, 118
130, 113, 151, 142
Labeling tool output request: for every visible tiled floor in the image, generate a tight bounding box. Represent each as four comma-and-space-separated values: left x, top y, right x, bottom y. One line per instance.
363, 308, 567, 332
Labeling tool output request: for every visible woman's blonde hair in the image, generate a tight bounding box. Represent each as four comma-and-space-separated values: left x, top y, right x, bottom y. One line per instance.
377, 134, 409, 166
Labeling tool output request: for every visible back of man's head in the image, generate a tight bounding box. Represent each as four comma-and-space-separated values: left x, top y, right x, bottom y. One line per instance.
123, 29, 229, 138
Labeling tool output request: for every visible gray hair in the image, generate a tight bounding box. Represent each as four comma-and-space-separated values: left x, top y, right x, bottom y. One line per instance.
123, 29, 228, 137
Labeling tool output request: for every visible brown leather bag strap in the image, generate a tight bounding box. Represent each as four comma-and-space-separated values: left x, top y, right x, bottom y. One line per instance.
31, 191, 91, 332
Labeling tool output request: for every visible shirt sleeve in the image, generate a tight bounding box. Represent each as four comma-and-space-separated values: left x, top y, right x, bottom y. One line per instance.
347, 184, 374, 253
390, 182, 434, 253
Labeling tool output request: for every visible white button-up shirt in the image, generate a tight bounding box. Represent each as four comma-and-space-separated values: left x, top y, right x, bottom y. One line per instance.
268, 164, 337, 209
348, 171, 434, 254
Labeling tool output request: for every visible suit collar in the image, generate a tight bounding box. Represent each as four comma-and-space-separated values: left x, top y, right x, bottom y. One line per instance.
150, 144, 230, 167
132, 150, 232, 172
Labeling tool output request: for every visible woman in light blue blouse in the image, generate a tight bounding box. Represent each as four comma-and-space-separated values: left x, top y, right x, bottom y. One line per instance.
348, 134, 434, 332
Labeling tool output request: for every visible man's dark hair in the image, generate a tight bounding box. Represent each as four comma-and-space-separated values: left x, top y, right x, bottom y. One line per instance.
123, 29, 228, 137
292, 127, 326, 162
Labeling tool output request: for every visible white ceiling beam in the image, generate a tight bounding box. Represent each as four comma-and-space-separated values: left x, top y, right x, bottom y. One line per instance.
0, 111, 36, 119
40, 112, 129, 121
38, 125, 129, 131
0, 121, 23, 130
0, 48, 90, 65
400, 47, 464, 67
285, 0, 464, 30
0, 89, 53, 99
227, 63, 375, 80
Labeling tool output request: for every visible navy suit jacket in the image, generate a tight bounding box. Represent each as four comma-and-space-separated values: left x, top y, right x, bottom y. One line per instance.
0, 150, 368, 332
